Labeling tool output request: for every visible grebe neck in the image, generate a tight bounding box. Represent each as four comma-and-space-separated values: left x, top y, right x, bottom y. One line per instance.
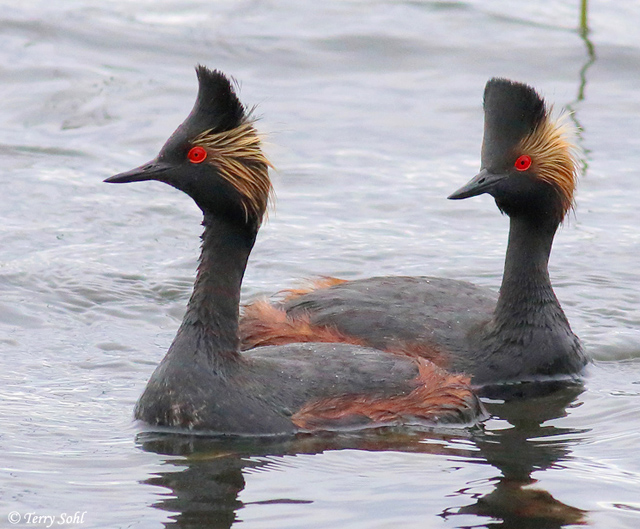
493, 214, 563, 328
178, 213, 256, 365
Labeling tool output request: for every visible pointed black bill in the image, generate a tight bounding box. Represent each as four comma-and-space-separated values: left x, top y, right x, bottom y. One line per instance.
105, 159, 172, 184
448, 169, 505, 200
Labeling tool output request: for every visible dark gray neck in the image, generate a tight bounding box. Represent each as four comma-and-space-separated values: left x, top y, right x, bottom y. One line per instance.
176, 213, 256, 366
493, 214, 565, 329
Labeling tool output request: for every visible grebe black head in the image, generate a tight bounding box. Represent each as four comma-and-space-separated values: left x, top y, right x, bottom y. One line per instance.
106, 66, 482, 434
106, 66, 272, 230
449, 78, 578, 225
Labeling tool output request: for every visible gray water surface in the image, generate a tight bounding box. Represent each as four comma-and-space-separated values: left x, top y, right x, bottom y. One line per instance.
1, 1, 640, 528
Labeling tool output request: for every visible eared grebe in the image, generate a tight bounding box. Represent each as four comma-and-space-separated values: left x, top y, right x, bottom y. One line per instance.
105, 66, 483, 434
241, 78, 587, 393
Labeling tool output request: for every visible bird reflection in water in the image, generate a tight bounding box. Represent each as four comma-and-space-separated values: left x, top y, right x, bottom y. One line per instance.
444, 384, 589, 528
138, 384, 587, 528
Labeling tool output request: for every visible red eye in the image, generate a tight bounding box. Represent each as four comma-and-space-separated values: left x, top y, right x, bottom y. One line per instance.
514, 154, 532, 172
187, 146, 207, 164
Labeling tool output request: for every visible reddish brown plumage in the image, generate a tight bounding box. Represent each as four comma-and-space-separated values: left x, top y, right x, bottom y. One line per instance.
241, 299, 367, 348
291, 358, 477, 430
382, 341, 449, 368
280, 276, 348, 302
241, 298, 475, 430
240, 299, 449, 367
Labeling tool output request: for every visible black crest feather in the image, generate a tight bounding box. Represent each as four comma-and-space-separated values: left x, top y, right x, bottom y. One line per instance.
484, 78, 545, 136
187, 65, 246, 136
481, 78, 547, 170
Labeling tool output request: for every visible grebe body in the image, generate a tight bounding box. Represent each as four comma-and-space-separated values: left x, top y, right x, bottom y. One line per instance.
106, 67, 483, 434
241, 79, 587, 392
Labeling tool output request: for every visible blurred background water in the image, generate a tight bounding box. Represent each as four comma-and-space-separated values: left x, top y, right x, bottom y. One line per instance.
1, 0, 639, 527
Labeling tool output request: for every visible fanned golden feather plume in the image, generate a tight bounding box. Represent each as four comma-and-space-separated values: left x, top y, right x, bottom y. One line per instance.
194, 120, 274, 223
518, 112, 580, 221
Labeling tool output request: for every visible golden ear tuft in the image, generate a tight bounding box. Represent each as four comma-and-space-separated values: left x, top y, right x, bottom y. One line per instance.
518, 110, 581, 221
194, 119, 274, 224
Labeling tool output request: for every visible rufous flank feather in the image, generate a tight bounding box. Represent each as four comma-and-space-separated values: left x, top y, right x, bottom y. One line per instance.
291, 358, 478, 430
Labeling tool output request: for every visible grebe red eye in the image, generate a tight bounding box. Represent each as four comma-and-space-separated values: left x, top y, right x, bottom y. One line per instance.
187, 146, 207, 164
514, 154, 532, 172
